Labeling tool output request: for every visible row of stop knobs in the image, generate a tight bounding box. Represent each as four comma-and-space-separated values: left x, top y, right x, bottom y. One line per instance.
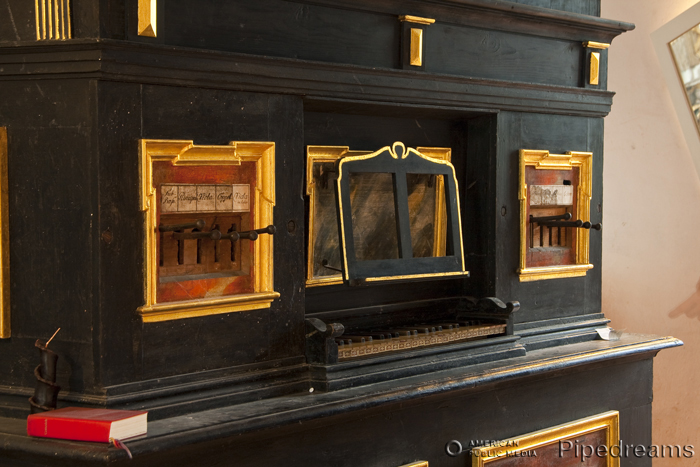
158, 219, 276, 241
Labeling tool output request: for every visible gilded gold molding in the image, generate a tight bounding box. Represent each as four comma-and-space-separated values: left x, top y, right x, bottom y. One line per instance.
518, 264, 593, 282
305, 146, 369, 287
0, 129, 9, 339
410, 28, 424, 66
590, 52, 601, 85
518, 149, 593, 282
471, 411, 619, 466
305, 145, 453, 287
138, 0, 157, 37
138, 139, 277, 322
365, 270, 468, 282
398, 462, 428, 467
584, 41, 611, 50
34, 0, 72, 40
139, 292, 280, 323
399, 15, 436, 25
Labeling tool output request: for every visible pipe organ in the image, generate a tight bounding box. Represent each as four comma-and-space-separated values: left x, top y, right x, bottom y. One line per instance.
0, 1, 681, 466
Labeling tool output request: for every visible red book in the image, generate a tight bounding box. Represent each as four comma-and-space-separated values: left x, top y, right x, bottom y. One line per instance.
27, 407, 148, 442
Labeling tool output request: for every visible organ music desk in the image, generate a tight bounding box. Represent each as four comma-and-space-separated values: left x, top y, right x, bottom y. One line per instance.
0, 1, 681, 466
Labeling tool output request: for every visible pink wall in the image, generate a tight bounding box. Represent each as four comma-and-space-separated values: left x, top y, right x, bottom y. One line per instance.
602, 0, 700, 463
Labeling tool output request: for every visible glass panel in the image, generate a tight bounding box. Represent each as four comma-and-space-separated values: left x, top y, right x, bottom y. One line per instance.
406, 173, 447, 257
349, 172, 399, 261
670, 24, 700, 132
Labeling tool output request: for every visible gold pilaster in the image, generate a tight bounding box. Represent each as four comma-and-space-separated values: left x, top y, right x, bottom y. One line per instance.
410, 28, 423, 66
584, 42, 610, 86
590, 52, 601, 85
138, 0, 157, 37
34, 0, 72, 40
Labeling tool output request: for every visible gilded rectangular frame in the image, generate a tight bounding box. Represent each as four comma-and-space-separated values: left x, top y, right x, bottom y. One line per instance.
138, 139, 278, 323
0, 128, 9, 338
305, 145, 451, 287
518, 149, 594, 282
471, 411, 619, 466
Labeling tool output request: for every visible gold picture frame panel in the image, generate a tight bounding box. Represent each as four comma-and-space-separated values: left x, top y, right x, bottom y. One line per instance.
305, 145, 451, 287
471, 411, 620, 466
518, 149, 594, 282
138, 139, 278, 323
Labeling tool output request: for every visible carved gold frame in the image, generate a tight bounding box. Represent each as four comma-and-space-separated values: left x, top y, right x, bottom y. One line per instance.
0, 129, 9, 338
138, 139, 278, 323
518, 149, 593, 282
471, 411, 619, 466
305, 145, 451, 287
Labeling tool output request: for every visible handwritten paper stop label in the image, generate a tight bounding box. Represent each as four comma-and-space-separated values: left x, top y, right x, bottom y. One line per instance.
529, 185, 573, 206
161, 184, 250, 213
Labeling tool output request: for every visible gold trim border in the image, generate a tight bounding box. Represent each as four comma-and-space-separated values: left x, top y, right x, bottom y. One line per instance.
139, 292, 279, 323
138, 139, 277, 322
518, 149, 593, 282
518, 264, 593, 282
471, 411, 619, 466
399, 462, 428, 467
305, 145, 453, 287
0, 129, 9, 338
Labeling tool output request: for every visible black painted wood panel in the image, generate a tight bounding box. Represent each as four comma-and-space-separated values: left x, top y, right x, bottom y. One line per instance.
0, 79, 98, 394
464, 114, 498, 298
163, 0, 399, 70
96, 81, 143, 387
427, 24, 582, 87
0, 0, 35, 42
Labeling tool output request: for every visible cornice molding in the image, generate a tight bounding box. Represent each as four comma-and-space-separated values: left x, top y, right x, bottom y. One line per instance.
0, 40, 616, 118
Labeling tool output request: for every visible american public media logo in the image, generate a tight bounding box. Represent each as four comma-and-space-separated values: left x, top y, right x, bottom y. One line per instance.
446, 439, 695, 461
446, 440, 535, 460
